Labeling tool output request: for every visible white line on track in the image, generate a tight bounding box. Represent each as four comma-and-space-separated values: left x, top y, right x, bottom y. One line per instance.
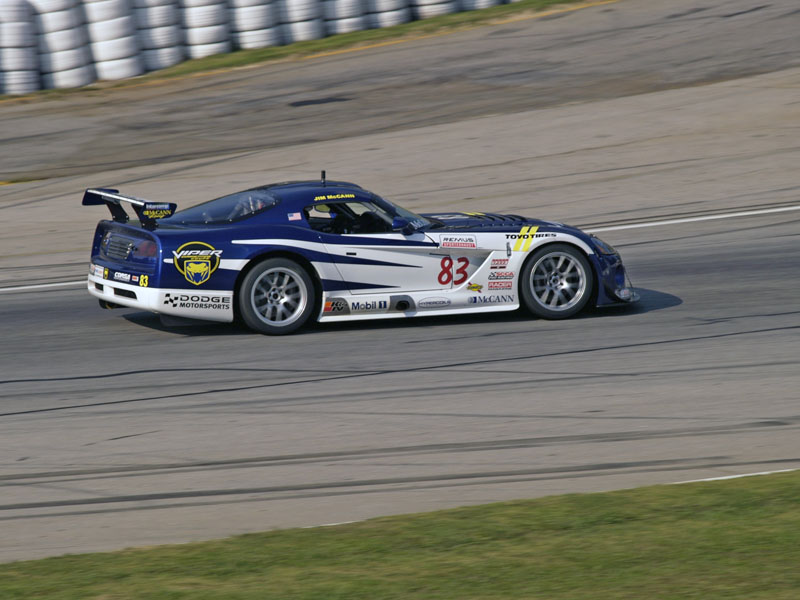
0, 281, 85, 293
586, 204, 800, 233
672, 468, 798, 485
3, 204, 798, 293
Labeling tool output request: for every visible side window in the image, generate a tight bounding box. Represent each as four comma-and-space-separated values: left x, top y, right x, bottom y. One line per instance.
304, 202, 393, 234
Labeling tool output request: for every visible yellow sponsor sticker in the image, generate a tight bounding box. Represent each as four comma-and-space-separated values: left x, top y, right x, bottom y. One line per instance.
511, 226, 540, 252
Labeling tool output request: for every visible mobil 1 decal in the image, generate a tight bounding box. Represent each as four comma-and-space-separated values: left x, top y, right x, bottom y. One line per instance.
172, 241, 222, 285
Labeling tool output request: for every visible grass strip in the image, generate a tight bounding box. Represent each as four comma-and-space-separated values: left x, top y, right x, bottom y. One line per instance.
1, 0, 608, 101
1, 471, 799, 599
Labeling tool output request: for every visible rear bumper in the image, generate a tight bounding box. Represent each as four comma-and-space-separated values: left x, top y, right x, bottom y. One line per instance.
87, 273, 234, 323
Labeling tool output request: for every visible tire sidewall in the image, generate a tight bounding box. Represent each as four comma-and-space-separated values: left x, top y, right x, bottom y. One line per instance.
238, 258, 316, 335
520, 243, 594, 319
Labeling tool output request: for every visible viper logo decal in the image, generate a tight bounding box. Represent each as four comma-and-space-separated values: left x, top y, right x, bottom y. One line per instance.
173, 241, 222, 286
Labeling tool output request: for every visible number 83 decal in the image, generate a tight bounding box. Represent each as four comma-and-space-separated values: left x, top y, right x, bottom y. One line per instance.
438, 256, 469, 285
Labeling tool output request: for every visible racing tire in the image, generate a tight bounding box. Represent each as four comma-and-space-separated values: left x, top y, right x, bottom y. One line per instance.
520, 244, 594, 320
38, 46, 92, 73
281, 19, 324, 42
94, 55, 144, 79
141, 44, 183, 69
322, 0, 364, 21
232, 27, 282, 49
83, 0, 131, 23
184, 22, 228, 44
27, 0, 77, 13
325, 15, 366, 34
0, 22, 36, 48
181, 3, 227, 28
277, 0, 321, 23
0, 0, 33, 23
460, 0, 499, 9
134, 4, 179, 28
132, 0, 174, 7
0, 70, 41, 94
87, 15, 137, 42
185, 39, 230, 58
365, 0, 408, 12
238, 258, 316, 335
37, 26, 88, 53
412, 0, 458, 19
138, 24, 182, 49
0, 47, 38, 71
41, 63, 95, 88
230, 4, 277, 31
366, 7, 410, 28
90, 36, 140, 62
34, 9, 83, 34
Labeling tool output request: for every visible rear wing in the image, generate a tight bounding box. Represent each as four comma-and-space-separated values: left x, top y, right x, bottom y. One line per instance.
82, 188, 177, 230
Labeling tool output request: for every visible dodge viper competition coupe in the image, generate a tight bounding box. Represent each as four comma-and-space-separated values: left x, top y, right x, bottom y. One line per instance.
83, 177, 637, 335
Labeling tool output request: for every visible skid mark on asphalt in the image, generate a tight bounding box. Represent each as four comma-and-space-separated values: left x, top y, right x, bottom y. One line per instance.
6, 456, 800, 521
2, 325, 798, 417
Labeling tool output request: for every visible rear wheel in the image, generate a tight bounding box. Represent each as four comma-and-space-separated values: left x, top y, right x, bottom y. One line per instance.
520, 244, 594, 319
238, 258, 315, 334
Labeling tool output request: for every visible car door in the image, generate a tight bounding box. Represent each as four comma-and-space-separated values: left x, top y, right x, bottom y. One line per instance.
312, 200, 450, 294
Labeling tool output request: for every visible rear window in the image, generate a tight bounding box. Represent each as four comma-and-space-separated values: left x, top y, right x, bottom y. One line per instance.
164, 189, 278, 225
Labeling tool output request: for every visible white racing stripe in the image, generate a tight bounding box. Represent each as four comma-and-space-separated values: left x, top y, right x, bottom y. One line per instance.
587, 205, 800, 233
6, 204, 799, 292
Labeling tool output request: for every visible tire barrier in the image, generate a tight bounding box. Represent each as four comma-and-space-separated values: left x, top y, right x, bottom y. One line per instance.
85, 0, 143, 79
322, 0, 365, 35
277, 0, 323, 44
365, 0, 410, 28
409, 0, 458, 20
29, 0, 96, 89
134, 0, 184, 71
179, 0, 230, 59
230, 0, 281, 49
0, 0, 524, 94
0, 0, 40, 93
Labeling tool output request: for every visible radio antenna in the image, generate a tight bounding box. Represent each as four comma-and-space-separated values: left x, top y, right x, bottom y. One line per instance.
321, 170, 326, 186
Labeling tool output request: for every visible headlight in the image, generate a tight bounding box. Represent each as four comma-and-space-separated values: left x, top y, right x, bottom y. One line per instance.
591, 235, 618, 255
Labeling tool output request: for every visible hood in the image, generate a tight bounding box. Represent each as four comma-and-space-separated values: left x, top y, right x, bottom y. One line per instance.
422, 211, 579, 233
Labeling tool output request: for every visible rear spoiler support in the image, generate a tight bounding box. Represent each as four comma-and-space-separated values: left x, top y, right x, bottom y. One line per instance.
82, 188, 177, 230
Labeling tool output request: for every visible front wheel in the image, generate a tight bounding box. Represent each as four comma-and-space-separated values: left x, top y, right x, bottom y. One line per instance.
520, 244, 594, 319
238, 258, 316, 335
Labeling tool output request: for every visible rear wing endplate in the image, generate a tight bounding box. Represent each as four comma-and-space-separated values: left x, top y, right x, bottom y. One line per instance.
82, 188, 177, 230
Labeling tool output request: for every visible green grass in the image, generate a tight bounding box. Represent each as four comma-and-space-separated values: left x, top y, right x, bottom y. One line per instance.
2, 471, 800, 599
1, 0, 603, 101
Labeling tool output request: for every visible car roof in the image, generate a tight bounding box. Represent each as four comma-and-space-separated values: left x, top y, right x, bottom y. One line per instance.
245, 180, 374, 210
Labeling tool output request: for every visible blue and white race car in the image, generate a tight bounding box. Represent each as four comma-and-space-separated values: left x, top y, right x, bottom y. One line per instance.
84, 177, 637, 334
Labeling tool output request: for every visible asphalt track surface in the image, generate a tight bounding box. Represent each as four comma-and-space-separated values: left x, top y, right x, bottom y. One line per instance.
1, 0, 799, 562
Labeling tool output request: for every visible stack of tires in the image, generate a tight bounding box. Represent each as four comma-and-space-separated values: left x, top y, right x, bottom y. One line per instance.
409, 0, 458, 20
229, 0, 281, 50
84, 0, 144, 80
30, 0, 95, 89
0, 0, 40, 94
277, 0, 323, 44
460, 0, 498, 10
180, 0, 230, 59
364, 0, 410, 30
322, 0, 365, 36
134, 0, 184, 71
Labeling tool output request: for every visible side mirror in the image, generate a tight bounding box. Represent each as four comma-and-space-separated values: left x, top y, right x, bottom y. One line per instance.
391, 217, 414, 235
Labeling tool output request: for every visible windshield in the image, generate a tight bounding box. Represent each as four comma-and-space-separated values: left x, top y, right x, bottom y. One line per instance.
163, 189, 278, 225
371, 195, 431, 231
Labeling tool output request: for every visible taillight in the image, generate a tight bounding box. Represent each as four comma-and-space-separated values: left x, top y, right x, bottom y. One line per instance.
133, 240, 158, 258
